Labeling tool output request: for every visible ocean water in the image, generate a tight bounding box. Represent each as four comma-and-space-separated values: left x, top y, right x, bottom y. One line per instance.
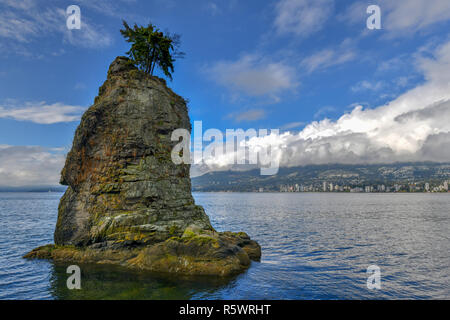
0, 192, 449, 300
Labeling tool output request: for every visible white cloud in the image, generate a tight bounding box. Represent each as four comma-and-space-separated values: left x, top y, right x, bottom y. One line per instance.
394, 76, 413, 88
0, 1, 112, 50
207, 54, 299, 101
0, 0, 35, 10
313, 106, 337, 119
340, 0, 450, 36
75, 0, 137, 18
351, 80, 384, 92
301, 39, 357, 73
0, 145, 65, 187
274, 0, 334, 37
336, 1, 366, 25
64, 16, 113, 48
301, 48, 356, 73
0, 10, 41, 42
0, 101, 85, 124
376, 56, 406, 73
382, 0, 450, 34
226, 109, 267, 123
281, 121, 305, 130
198, 40, 450, 170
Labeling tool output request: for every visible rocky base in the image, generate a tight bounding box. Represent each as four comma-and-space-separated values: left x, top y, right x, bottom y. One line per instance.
24, 227, 261, 276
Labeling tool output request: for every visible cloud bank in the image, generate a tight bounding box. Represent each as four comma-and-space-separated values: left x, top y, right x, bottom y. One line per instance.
0, 101, 85, 124
198, 40, 450, 172
0, 145, 65, 187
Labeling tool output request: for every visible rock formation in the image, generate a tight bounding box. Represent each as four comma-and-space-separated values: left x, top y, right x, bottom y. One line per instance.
25, 57, 261, 276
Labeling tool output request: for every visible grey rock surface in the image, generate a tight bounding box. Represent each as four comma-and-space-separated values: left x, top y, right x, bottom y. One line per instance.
55, 56, 212, 246
26, 56, 261, 276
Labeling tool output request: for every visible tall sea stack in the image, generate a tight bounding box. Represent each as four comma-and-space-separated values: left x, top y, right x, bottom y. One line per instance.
25, 57, 261, 276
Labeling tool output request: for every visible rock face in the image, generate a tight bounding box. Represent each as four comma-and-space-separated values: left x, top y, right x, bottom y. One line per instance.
55, 56, 211, 247
25, 57, 261, 276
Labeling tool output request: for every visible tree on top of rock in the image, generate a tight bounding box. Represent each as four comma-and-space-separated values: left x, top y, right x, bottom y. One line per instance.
120, 20, 184, 80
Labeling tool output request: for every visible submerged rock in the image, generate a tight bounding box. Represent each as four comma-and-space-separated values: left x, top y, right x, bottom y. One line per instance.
25, 57, 260, 276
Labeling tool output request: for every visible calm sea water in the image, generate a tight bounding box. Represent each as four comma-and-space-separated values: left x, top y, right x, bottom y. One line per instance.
0, 192, 448, 300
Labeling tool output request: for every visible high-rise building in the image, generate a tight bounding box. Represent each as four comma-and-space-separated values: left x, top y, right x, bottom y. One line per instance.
323, 181, 327, 192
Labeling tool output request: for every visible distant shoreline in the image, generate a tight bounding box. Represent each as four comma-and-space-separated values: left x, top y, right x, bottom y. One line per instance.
0, 187, 67, 193
0, 191, 65, 193
1, 190, 449, 194
193, 191, 450, 194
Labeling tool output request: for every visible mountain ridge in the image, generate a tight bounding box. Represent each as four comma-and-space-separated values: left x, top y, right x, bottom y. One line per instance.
192, 162, 450, 192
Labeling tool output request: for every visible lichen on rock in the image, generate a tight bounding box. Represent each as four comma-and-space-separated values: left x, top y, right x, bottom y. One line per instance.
25, 56, 261, 276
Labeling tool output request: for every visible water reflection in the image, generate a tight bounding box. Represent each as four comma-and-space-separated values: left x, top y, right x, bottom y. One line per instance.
48, 262, 240, 300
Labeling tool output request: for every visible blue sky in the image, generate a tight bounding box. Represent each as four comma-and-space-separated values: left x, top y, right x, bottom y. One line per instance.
1, 0, 450, 186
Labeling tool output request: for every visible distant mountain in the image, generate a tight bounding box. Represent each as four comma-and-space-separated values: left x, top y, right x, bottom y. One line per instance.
192, 162, 450, 192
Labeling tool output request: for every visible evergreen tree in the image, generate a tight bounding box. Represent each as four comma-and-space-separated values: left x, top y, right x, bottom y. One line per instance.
120, 21, 184, 80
